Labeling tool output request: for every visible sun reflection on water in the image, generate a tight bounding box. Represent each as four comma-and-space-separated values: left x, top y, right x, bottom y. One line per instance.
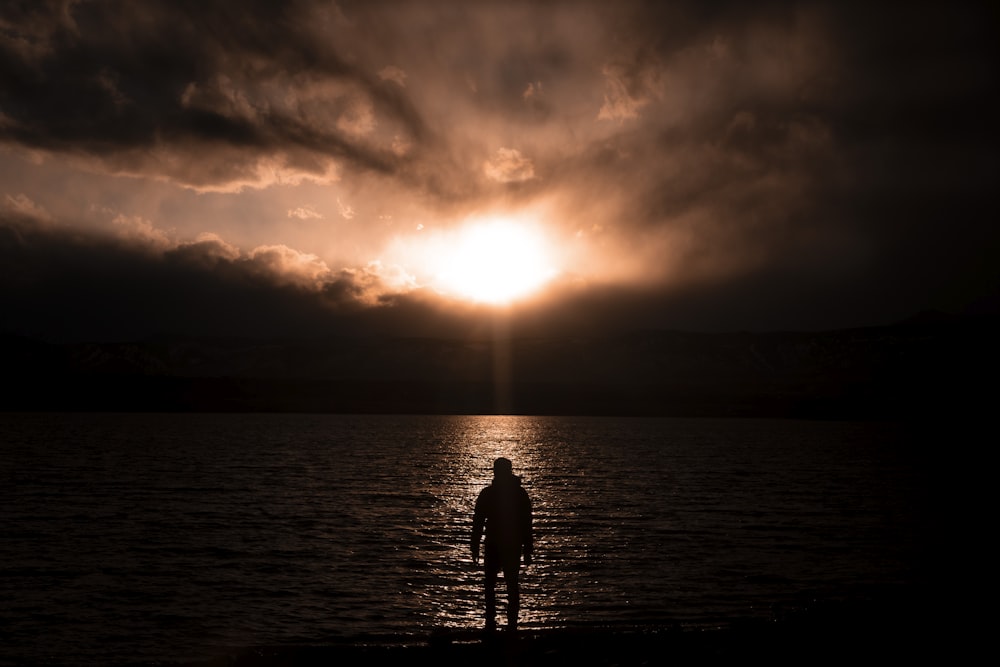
422, 415, 584, 631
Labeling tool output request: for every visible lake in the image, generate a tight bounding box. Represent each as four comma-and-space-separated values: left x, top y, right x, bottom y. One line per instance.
0, 413, 935, 665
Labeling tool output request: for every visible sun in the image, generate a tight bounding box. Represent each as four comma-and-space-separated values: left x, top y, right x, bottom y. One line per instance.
433, 218, 556, 304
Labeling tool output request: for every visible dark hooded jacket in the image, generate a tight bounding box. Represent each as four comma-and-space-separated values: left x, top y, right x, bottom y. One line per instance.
472, 472, 533, 562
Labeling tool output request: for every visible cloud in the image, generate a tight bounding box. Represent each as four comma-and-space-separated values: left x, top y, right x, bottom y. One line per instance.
324, 260, 420, 306
112, 214, 171, 249
378, 66, 407, 87
337, 198, 356, 220
0, 211, 458, 338
0, 1, 426, 191
167, 232, 241, 268
597, 58, 662, 122
483, 148, 535, 183
287, 206, 324, 220
247, 244, 331, 289
4, 193, 52, 222
0, 2, 996, 339
523, 82, 543, 100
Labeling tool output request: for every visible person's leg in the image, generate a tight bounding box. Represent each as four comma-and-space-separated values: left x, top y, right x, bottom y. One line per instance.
484, 564, 498, 630
502, 561, 520, 630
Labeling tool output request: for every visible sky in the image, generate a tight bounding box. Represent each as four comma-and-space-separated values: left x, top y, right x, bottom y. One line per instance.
1, 1, 996, 342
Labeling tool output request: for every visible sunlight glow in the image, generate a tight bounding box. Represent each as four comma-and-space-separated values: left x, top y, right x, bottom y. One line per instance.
433, 218, 556, 304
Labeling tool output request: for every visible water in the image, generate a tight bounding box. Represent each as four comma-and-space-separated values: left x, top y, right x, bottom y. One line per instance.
1, 413, 932, 665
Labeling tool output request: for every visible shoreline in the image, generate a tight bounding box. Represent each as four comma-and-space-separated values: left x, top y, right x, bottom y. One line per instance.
184, 596, 953, 666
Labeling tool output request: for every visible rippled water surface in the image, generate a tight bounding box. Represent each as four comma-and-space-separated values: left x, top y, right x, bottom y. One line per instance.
1, 413, 931, 665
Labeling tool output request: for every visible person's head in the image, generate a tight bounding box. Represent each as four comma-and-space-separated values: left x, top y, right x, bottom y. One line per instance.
493, 457, 513, 477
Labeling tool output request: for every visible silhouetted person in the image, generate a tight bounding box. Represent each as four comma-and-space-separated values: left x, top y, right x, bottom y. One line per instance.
471, 457, 533, 632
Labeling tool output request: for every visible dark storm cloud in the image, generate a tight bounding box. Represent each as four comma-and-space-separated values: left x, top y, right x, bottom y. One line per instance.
0, 213, 375, 340
0, 0, 438, 190
532, 2, 997, 325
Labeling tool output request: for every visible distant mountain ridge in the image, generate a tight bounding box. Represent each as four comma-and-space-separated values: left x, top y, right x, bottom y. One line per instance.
4, 313, 995, 418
